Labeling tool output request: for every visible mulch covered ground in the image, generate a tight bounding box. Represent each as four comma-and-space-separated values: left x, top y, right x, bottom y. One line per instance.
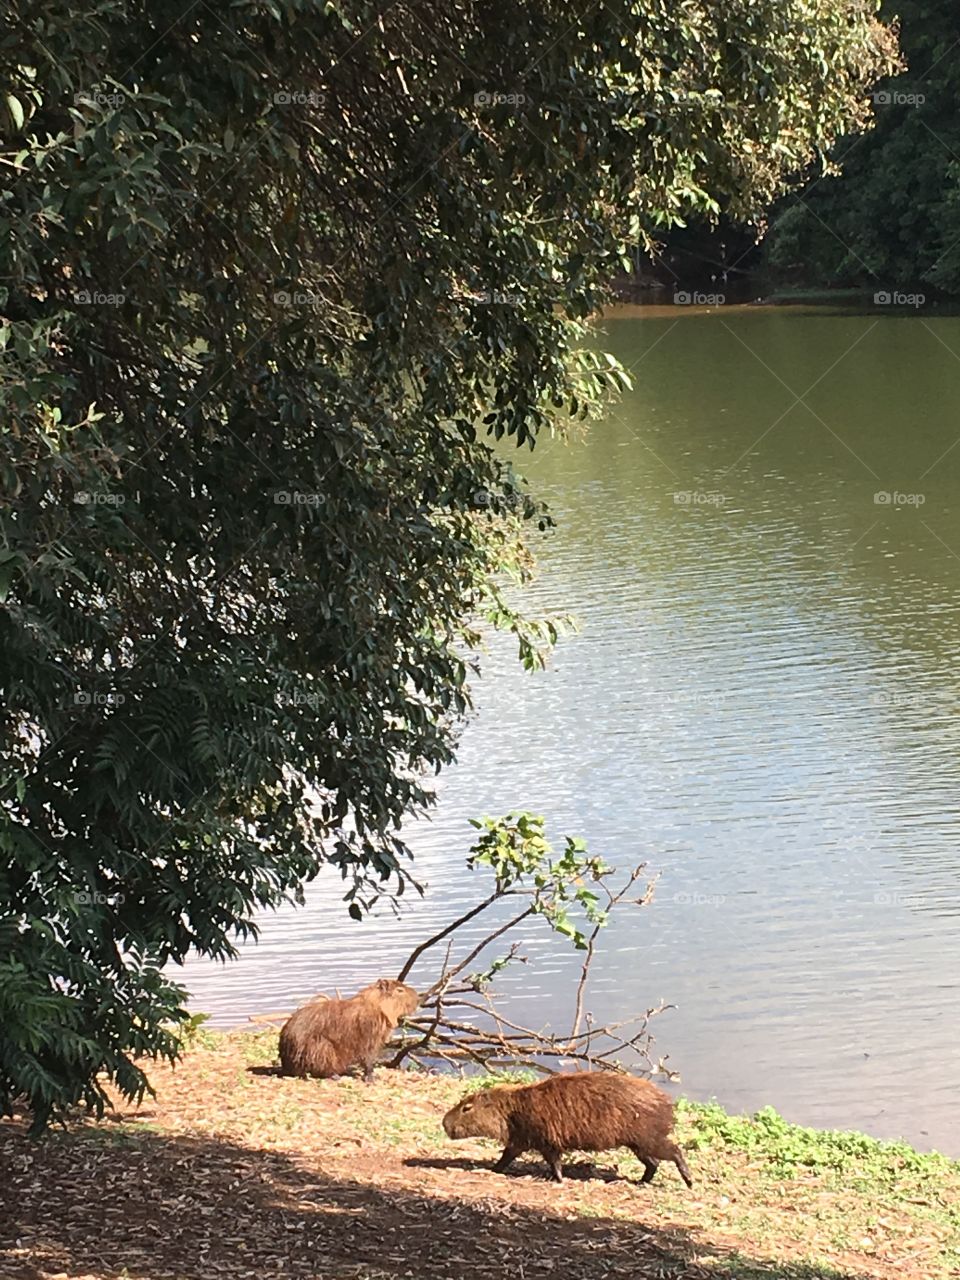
0, 1033, 954, 1280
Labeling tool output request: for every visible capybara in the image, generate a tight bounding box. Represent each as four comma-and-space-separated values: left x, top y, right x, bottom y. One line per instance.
442, 1071, 692, 1186
278, 978, 419, 1080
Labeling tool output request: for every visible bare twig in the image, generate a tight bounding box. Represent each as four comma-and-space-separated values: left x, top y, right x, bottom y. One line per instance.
424, 904, 536, 998
396, 890, 504, 982
388, 940, 453, 1069
570, 865, 657, 1041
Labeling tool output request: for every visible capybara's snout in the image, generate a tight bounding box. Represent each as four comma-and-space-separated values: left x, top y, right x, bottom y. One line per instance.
442, 1102, 467, 1138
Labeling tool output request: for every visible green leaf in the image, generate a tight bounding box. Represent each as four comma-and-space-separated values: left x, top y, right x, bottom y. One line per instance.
5, 94, 24, 131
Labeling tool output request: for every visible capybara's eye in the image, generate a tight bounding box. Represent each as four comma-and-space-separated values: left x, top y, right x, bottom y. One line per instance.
462, 1101, 473, 1111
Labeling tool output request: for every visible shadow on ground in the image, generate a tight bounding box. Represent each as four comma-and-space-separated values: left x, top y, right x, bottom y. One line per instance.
0, 1118, 859, 1280
405, 1153, 631, 1182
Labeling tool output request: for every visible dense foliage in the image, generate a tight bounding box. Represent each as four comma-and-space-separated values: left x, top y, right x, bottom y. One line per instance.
764, 0, 960, 293
1, 0, 893, 1128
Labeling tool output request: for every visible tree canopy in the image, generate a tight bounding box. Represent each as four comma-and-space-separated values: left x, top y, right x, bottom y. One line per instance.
1, 0, 894, 1128
764, 0, 960, 294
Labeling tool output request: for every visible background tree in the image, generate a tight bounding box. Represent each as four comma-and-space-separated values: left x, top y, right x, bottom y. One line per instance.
0, 0, 894, 1129
763, 0, 960, 293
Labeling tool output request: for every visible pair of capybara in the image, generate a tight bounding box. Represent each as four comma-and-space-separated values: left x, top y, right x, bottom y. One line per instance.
278, 976, 692, 1187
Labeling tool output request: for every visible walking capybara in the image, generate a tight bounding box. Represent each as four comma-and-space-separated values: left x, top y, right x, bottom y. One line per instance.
278, 978, 419, 1080
442, 1071, 692, 1186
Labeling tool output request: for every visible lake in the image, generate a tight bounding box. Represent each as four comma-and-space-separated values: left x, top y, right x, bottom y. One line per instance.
180, 305, 960, 1156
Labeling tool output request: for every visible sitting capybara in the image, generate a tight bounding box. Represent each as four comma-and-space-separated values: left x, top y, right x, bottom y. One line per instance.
279, 978, 419, 1080
442, 1071, 692, 1186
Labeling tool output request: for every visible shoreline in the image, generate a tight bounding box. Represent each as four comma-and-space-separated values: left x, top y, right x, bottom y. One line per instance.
604, 283, 960, 318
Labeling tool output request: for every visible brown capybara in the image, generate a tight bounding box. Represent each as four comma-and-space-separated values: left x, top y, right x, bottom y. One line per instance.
442, 1071, 692, 1186
278, 978, 419, 1080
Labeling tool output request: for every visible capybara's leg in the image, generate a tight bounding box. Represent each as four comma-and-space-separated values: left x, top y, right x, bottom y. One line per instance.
362, 1056, 376, 1082
630, 1148, 659, 1184
492, 1143, 523, 1174
538, 1147, 564, 1183
667, 1142, 693, 1188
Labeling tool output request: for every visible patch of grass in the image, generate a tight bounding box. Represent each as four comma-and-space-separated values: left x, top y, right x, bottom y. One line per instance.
680, 1099, 960, 1270
460, 1068, 540, 1092
275, 1102, 305, 1130
681, 1100, 956, 1182
574, 1201, 613, 1219
380, 1113, 442, 1146
242, 1028, 281, 1065
172, 1011, 221, 1051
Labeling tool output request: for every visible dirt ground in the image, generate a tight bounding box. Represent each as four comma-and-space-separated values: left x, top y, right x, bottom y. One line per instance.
1, 1033, 956, 1280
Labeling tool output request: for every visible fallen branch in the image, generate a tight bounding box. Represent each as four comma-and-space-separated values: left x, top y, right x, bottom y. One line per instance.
386, 816, 668, 1079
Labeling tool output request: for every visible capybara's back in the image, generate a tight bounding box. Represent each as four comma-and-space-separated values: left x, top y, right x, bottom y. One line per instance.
279, 978, 418, 1080
511, 1072, 684, 1165
443, 1071, 691, 1186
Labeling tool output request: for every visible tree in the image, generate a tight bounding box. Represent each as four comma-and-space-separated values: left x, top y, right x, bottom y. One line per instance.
0, 1, 894, 1129
764, 1, 960, 293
